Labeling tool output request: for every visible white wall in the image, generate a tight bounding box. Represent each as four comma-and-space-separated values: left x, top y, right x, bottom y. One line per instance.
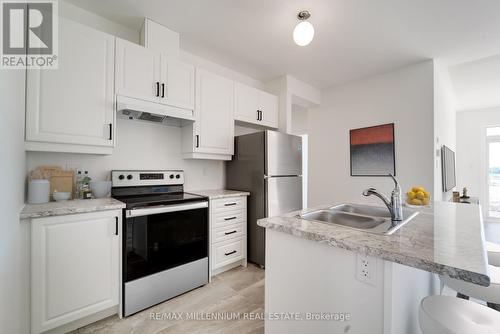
267, 75, 321, 134
0, 71, 30, 333
433, 61, 457, 201
456, 107, 500, 205
27, 119, 225, 191
449, 55, 500, 112
308, 61, 435, 206
291, 104, 309, 136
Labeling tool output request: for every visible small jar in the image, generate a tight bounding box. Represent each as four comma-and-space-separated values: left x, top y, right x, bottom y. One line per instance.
28, 179, 50, 204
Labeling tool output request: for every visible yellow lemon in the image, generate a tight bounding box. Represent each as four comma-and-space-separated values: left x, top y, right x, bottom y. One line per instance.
416, 191, 425, 200
422, 198, 430, 206
423, 191, 430, 199
412, 186, 425, 193
407, 191, 416, 200
410, 198, 423, 206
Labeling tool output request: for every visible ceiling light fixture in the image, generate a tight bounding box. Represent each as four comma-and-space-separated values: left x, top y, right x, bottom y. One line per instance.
293, 10, 314, 46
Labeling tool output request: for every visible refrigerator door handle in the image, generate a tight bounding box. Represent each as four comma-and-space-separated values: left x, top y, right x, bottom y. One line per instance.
265, 176, 303, 218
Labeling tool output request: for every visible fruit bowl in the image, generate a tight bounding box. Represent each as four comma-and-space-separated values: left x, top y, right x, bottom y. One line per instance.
406, 186, 431, 207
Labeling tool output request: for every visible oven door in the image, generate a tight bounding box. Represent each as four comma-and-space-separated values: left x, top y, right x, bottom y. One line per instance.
124, 201, 208, 283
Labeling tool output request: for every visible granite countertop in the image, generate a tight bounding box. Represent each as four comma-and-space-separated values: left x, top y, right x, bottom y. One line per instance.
258, 201, 490, 286
189, 189, 250, 200
20, 198, 126, 219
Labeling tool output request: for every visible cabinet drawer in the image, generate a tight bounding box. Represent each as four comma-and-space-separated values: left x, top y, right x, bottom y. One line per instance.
211, 197, 246, 212
212, 223, 245, 244
213, 210, 246, 229
212, 238, 244, 269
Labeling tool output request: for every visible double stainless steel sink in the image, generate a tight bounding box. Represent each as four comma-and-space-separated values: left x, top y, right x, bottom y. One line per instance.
300, 203, 419, 235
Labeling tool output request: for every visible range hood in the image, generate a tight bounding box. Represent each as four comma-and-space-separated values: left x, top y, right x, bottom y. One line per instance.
116, 95, 195, 127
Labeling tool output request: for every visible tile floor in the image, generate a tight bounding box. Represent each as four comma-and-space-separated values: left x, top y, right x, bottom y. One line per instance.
72, 264, 264, 334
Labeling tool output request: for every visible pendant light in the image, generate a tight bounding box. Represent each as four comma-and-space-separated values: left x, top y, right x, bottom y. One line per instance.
293, 10, 314, 46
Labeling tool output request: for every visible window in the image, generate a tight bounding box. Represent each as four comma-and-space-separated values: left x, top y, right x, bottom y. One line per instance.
487, 127, 500, 219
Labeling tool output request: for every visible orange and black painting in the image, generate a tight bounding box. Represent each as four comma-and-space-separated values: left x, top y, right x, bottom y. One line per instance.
350, 123, 395, 176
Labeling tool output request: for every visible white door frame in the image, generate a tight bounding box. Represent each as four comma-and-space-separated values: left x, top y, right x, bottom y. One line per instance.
483, 127, 500, 223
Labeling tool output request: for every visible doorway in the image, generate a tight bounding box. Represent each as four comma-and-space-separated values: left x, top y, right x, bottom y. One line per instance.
486, 127, 500, 220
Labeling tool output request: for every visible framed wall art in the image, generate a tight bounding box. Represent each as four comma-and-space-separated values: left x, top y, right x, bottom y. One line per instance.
350, 123, 396, 176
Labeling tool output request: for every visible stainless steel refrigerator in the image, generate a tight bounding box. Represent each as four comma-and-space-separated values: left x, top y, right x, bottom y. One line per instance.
226, 130, 303, 266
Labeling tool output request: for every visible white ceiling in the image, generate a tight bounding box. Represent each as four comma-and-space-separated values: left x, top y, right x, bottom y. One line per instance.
449, 55, 500, 112
65, 0, 500, 89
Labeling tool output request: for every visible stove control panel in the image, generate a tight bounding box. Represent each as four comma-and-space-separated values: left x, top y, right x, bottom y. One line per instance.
112, 170, 184, 187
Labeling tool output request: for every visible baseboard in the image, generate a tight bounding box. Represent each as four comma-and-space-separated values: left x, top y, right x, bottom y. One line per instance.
211, 259, 247, 277
41, 306, 118, 334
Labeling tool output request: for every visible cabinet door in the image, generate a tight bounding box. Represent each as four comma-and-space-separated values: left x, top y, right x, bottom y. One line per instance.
115, 38, 160, 103
260, 91, 279, 128
31, 211, 120, 333
195, 69, 234, 155
160, 57, 195, 110
234, 82, 260, 124
26, 18, 115, 147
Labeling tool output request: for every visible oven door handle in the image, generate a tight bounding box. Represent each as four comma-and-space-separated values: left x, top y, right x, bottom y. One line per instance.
126, 201, 208, 218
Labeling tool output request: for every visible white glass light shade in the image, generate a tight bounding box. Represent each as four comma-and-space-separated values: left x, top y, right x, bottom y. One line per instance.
293, 21, 314, 46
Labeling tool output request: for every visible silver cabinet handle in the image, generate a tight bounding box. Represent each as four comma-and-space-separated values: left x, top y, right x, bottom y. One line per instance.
126, 201, 208, 218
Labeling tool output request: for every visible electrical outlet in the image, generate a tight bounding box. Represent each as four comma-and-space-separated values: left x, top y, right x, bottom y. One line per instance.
356, 254, 377, 286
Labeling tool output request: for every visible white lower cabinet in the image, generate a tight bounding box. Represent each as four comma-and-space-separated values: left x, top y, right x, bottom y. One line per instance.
31, 210, 121, 334
209, 196, 248, 277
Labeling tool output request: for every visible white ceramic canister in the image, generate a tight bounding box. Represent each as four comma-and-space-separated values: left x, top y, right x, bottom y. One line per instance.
28, 179, 50, 204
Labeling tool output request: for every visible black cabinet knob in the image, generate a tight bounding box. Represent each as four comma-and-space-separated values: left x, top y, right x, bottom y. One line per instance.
127, 175, 133, 180
118, 175, 125, 180
169, 174, 174, 179
175, 174, 180, 179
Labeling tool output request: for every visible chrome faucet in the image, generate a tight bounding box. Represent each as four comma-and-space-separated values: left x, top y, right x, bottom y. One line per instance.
362, 174, 403, 222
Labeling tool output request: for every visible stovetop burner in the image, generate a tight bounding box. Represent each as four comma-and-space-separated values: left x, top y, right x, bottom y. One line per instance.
114, 192, 206, 209
110, 170, 207, 209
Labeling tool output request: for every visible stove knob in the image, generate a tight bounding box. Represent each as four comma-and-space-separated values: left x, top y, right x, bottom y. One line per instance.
169, 174, 174, 179
175, 174, 181, 179
118, 175, 125, 180
127, 174, 133, 180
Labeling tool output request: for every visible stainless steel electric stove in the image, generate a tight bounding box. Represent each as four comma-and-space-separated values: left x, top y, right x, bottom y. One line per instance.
111, 170, 209, 316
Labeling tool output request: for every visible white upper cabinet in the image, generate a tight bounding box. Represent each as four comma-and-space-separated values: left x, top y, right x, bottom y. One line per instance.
115, 38, 194, 111
259, 91, 279, 128
140, 18, 180, 58
182, 69, 234, 160
234, 83, 279, 128
234, 83, 261, 124
25, 18, 115, 154
160, 58, 195, 110
115, 38, 161, 103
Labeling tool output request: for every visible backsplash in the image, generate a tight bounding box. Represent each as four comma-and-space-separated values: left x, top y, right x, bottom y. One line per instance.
26, 118, 225, 191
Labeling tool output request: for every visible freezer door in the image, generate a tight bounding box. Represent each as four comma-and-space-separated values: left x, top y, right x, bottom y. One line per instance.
266, 176, 303, 217
266, 131, 302, 176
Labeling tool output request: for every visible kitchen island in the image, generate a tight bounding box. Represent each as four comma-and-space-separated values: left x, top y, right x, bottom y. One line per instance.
258, 201, 489, 334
